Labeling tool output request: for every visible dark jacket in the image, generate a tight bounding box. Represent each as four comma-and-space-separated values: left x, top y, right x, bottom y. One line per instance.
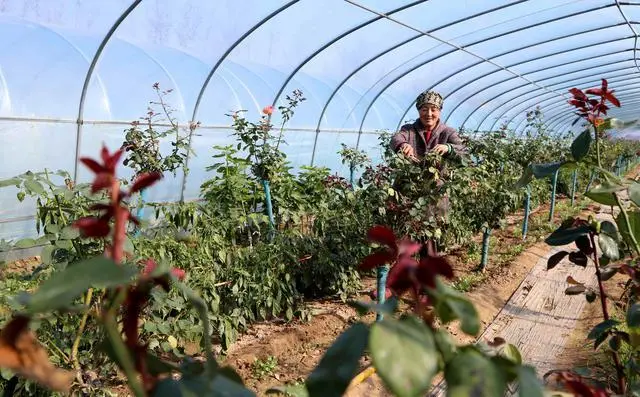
390, 119, 467, 220
391, 119, 467, 159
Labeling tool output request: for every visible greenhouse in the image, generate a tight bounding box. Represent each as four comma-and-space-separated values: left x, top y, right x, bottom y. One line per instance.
2, 0, 640, 396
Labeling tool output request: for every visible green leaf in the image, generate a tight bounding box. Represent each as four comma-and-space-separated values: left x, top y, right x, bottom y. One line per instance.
44, 224, 60, 234
514, 167, 533, 189
306, 323, 369, 397
629, 182, 640, 207
616, 210, 640, 251
266, 385, 309, 397
571, 129, 592, 161
13, 238, 38, 249
431, 279, 480, 336
347, 296, 398, 316
500, 344, 522, 365
0, 177, 20, 188
547, 251, 568, 270
24, 179, 45, 194
585, 290, 597, 303
434, 329, 457, 364
598, 234, 619, 260
530, 161, 565, 178
60, 226, 80, 240
585, 191, 617, 206
601, 221, 619, 241
24, 257, 137, 313
628, 303, 640, 328
444, 348, 507, 397
589, 181, 626, 194
370, 316, 438, 397
517, 366, 544, 397
545, 225, 591, 246
41, 245, 55, 265
588, 319, 619, 340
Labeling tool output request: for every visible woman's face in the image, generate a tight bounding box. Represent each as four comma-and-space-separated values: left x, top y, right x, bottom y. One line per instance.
419, 104, 441, 129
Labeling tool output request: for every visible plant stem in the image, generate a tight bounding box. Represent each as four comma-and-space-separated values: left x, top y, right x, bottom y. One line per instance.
589, 232, 626, 394
614, 193, 640, 256
70, 288, 94, 369
110, 179, 126, 264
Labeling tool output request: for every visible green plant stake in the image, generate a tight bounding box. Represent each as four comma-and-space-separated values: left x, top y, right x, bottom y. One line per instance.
349, 163, 355, 190
549, 169, 558, 222
522, 185, 530, 241
480, 226, 491, 271
585, 170, 596, 194
571, 169, 578, 206
376, 265, 388, 321
134, 189, 147, 237
262, 179, 275, 231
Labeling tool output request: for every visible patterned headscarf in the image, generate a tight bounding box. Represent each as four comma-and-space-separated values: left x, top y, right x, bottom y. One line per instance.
415, 90, 444, 110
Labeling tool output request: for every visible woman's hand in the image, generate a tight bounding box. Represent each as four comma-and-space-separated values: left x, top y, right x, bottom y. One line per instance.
432, 144, 450, 155
400, 143, 419, 162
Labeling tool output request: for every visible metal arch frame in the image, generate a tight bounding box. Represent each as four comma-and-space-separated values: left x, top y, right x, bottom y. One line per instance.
308, 0, 531, 165
490, 63, 639, 132
340, 0, 616, 149
267, 0, 428, 133
467, 37, 636, 130
350, 4, 621, 147
531, 83, 640, 128
441, 44, 634, 125
445, 48, 634, 128
431, 29, 632, 129
512, 78, 640, 130
511, 80, 640, 133
396, 38, 633, 135
482, 53, 638, 131
539, 86, 640, 132
178, 1, 299, 202
73, 0, 142, 182
615, 0, 640, 73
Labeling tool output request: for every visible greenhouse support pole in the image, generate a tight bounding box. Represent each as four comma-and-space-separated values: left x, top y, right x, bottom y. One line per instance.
522, 185, 530, 241
262, 179, 276, 232
480, 227, 491, 271
571, 170, 578, 206
549, 169, 558, 222
376, 265, 388, 322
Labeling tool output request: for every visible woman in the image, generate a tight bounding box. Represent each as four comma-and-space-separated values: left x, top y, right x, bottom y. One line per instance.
390, 89, 467, 257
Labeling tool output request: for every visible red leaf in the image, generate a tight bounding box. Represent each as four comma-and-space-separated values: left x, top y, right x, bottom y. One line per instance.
601, 78, 608, 91
130, 172, 162, 194
91, 173, 113, 193
386, 261, 415, 295
105, 148, 124, 172
569, 88, 587, 101
605, 91, 620, 107
367, 225, 397, 248
80, 158, 105, 174
397, 240, 421, 257
415, 256, 454, 288
73, 217, 110, 238
90, 204, 112, 212
585, 88, 603, 96
360, 251, 394, 270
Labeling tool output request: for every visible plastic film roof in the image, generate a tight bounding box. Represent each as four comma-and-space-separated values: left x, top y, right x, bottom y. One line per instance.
2, 0, 640, 239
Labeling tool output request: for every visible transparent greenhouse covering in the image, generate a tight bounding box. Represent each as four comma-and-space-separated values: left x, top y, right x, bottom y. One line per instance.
2, 0, 640, 240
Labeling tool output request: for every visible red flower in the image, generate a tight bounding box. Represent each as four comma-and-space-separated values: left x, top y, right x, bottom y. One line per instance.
262, 105, 274, 115
141, 258, 185, 281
